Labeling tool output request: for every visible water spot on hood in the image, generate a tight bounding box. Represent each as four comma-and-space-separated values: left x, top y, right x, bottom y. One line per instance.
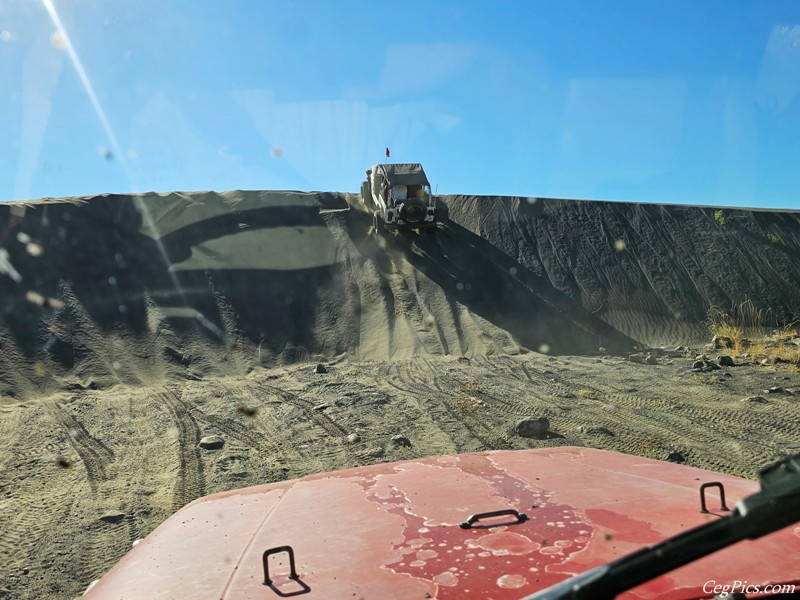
497, 573, 527, 589
433, 571, 458, 587
466, 531, 541, 555
357, 453, 593, 598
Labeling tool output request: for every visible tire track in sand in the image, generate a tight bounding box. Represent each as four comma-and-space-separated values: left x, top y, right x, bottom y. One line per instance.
259, 382, 347, 438
45, 401, 114, 492
194, 412, 272, 450
256, 381, 357, 469
0, 473, 81, 588
159, 388, 206, 510
385, 360, 514, 451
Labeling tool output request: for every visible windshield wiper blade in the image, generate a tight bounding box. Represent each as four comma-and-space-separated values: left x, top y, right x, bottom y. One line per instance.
521, 453, 800, 600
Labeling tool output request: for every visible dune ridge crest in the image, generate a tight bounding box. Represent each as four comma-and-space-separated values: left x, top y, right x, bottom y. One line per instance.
2, 191, 799, 399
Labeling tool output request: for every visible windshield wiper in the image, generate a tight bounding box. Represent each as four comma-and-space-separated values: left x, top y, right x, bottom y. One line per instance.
521, 453, 800, 600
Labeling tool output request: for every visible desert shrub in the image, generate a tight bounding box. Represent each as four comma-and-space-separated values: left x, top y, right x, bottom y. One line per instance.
714, 209, 727, 226
633, 432, 667, 456
706, 300, 771, 354
691, 374, 719, 385
706, 307, 744, 354
451, 396, 481, 414
780, 326, 799, 339
749, 332, 800, 366
707, 306, 800, 366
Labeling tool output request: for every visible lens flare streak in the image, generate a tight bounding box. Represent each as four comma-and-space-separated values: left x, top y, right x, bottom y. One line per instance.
41, 0, 129, 178
40, 0, 196, 323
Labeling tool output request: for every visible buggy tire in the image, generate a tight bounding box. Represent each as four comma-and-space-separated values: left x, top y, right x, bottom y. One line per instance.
360, 181, 371, 208
397, 199, 426, 225
372, 211, 382, 235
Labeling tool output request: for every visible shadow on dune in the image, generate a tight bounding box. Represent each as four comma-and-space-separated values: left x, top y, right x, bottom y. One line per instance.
345, 203, 638, 355
155, 191, 349, 264
4, 190, 800, 385
147, 199, 350, 358
1, 195, 354, 387
117, 194, 638, 358
0, 195, 172, 357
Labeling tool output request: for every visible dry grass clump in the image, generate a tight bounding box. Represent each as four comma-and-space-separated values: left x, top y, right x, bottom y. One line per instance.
748, 332, 800, 366
451, 396, 483, 415
633, 432, 668, 457
706, 300, 765, 355
691, 374, 720, 385
706, 301, 800, 365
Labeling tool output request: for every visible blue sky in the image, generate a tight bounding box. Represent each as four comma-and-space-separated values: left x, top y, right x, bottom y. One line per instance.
1, 0, 799, 207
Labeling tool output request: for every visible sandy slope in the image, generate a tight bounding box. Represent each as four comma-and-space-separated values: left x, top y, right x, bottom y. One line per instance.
3, 191, 800, 378
0, 191, 799, 599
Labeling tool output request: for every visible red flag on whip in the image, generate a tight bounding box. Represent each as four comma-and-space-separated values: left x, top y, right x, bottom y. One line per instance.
386, 147, 390, 159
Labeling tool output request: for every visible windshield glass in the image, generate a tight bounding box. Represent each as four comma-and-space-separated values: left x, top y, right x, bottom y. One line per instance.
1, 2, 799, 599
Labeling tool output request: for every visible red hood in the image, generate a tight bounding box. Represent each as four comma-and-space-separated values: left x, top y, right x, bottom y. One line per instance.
84, 447, 800, 599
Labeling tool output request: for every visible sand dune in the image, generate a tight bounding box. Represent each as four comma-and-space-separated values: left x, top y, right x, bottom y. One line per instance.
3, 191, 798, 397
0, 191, 799, 598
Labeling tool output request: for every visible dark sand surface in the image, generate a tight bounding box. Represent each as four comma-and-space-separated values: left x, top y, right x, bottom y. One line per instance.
0, 191, 799, 598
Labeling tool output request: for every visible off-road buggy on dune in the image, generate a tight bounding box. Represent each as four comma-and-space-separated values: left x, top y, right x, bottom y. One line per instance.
361, 163, 436, 232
